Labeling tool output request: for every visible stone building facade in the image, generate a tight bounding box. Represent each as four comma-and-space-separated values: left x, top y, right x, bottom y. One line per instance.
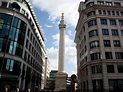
75, 0, 123, 92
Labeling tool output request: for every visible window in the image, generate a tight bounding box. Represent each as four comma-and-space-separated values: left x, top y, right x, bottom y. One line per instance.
90, 40, 99, 48
4, 58, 20, 75
113, 40, 120, 47
88, 20, 97, 27
111, 29, 118, 35
107, 65, 114, 73
106, 2, 112, 6
103, 10, 106, 15
97, 1, 104, 5
91, 65, 102, 74
84, 35, 86, 42
121, 30, 123, 36
91, 52, 101, 60
86, 2, 94, 7
24, 51, 27, 61
85, 46, 87, 52
117, 65, 123, 73
116, 11, 119, 16
1, 2, 7, 7
102, 29, 109, 35
98, 10, 102, 14
104, 40, 111, 47
115, 52, 123, 59
101, 19, 107, 25
105, 52, 112, 59
120, 12, 123, 16
107, 11, 111, 15
110, 20, 116, 25
114, 2, 121, 6
21, 9, 25, 14
89, 29, 98, 37
25, 13, 29, 17
119, 20, 123, 26
8, 3, 13, 9
112, 11, 115, 15
30, 33, 33, 41
87, 11, 95, 17
27, 28, 30, 37
109, 79, 123, 91
26, 39, 28, 48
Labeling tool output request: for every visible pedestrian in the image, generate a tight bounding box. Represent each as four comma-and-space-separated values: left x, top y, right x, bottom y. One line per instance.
28, 89, 30, 92
4, 87, 8, 92
15, 88, 19, 92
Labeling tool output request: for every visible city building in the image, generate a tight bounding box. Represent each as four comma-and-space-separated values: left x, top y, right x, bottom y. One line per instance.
75, 0, 123, 92
44, 57, 50, 89
47, 70, 58, 91
0, 0, 46, 91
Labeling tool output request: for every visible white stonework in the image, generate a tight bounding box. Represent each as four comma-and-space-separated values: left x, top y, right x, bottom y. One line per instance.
55, 72, 68, 91
58, 13, 66, 73
55, 13, 68, 91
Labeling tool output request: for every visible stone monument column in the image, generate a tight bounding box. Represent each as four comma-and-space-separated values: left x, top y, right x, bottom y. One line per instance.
55, 13, 68, 92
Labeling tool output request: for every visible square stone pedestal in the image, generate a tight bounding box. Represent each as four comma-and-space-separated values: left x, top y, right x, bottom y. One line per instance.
54, 72, 68, 92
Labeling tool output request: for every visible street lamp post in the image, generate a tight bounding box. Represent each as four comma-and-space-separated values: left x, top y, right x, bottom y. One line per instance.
0, 2, 20, 79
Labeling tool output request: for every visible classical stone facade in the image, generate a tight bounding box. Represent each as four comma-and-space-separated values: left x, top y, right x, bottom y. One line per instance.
75, 0, 123, 92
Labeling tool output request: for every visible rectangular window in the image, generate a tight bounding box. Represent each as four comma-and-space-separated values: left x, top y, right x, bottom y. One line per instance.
101, 19, 107, 25
120, 12, 123, 16
121, 30, 123, 36
98, 10, 102, 14
119, 20, 123, 26
87, 11, 95, 17
88, 20, 97, 27
21, 9, 25, 14
115, 52, 123, 59
107, 65, 114, 73
91, 52, 101, 60
8, 3, 13, 9
84, 35, 86, 42
114, 2, 121, 6
90, 40, 99, 49
86, 2, 94, 7
85, 46, 87, 52
111, 29, 118, 35
25, 13, 29, 17
113, 40, 120, 47
112, 11, 115, 15
110, 20, 116, 25
106, 2, 112, 6
89, 30, 98, 37
116, 11, 119, 16
102, 29, 109, 35
91, 65, 102, 74
27, 28, 30, 37
97, 1, 104, 5
104, 40, 111, 47
107, 11, 111, 15
26, 39, 28, 48
1, 2, 7, 7
105, 52, 112, 59
103, 10, 106, 15
109, 79, 123, 91
117, 65, 123, 73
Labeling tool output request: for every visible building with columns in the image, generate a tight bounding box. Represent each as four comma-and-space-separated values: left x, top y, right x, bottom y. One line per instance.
75, 0, 123, 92
0, 0, 46, 91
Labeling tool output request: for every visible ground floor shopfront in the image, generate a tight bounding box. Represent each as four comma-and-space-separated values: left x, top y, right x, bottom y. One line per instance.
0, 58, 42, 92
